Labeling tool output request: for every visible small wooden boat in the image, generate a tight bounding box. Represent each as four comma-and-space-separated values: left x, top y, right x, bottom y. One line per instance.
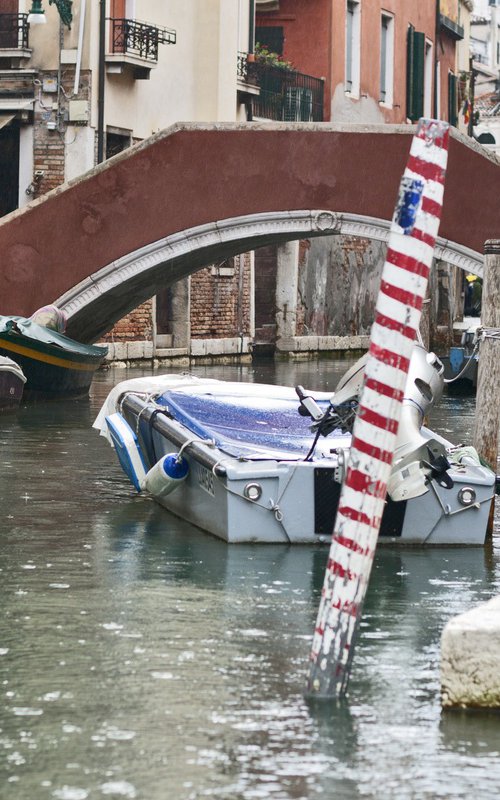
0, 356, 26, 410
0, 315, 107, 398
94, 345, 497, 545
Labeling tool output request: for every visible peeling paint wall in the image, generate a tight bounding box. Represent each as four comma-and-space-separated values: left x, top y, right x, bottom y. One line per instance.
297, 235, 387, 337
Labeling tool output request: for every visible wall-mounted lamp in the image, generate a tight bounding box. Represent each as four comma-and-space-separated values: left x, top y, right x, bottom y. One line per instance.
27, 0, 73, 29
27, 0, 47, 25
25, 170, 45, 196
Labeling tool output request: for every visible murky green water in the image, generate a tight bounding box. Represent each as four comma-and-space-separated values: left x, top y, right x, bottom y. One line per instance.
1, 360, 499, 800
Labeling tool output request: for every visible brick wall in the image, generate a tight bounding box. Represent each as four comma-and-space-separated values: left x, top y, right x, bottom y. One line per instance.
190, 254, 252, 339
32, 69, 91, 198
101, 300, 154, 343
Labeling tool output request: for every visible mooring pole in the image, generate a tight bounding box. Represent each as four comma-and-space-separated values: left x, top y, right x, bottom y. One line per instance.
473, 240, 500, 534
305, 119, 450, 700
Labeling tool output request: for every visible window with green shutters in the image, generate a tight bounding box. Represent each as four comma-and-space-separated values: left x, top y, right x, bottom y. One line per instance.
406, 25, 425, 121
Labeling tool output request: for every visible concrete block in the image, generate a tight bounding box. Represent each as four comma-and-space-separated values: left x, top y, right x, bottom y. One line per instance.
441, 596, 500, 708
275, 336, 295, 352
143, 341, 154, 358
127, 341, 145, 360
103, 343, 114, 360
112, 343, 127, 361
190, 339, 207, 357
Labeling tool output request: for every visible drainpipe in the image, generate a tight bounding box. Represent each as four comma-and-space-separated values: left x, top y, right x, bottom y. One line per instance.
467, 55, 475, 137
97, 0, 106, 163
434, 0, 440, 119
73, 0, 86, 96
249, 0, 255, 54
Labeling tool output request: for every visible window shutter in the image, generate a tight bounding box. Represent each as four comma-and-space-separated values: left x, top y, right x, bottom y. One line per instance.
448, 73, 458, 126
406, 26, 425, 121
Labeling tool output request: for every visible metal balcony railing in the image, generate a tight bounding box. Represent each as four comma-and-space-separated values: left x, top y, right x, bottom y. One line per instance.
110, 18, 176, 63
238, 53, 324, 122
0, 13, 29, 50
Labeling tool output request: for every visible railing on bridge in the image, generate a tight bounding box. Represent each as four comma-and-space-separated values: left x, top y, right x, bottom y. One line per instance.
110, 18, 176, 63
0, 13, 29, 50
237, 53, 324, 122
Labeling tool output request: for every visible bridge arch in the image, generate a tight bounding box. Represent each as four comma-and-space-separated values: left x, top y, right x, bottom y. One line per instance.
56, 209, 483, 343
0, 122, 498, 343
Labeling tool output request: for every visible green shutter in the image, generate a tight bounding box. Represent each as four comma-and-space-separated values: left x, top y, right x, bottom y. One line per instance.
407, 26, 425, 122
448, 73, 458, 127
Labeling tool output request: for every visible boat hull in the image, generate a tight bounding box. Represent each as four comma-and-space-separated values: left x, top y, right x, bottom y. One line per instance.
96, 383, 495, 547
0, 357, 25, 410
147, 433, 494, 546
0, 318, 107, 398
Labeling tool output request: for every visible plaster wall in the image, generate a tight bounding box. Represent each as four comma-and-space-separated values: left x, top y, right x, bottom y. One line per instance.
27, 0, 245, 146
298, 235, 386, 337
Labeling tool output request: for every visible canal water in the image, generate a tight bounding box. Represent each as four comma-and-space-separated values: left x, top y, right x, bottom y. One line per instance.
1, 358, 499, 800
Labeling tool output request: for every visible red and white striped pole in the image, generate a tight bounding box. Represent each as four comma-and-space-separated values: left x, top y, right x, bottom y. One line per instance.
305, 119, 450, 700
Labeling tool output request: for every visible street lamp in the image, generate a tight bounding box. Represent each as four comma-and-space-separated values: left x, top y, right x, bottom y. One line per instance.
27, 0, 73, 29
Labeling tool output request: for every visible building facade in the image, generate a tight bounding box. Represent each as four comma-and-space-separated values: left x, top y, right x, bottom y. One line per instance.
470, 0, 500, 154
253, 1, 473, 354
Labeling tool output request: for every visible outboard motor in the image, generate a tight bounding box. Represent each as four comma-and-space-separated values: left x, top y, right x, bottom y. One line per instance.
296, 343, 451, 501
386, 345, 450, 501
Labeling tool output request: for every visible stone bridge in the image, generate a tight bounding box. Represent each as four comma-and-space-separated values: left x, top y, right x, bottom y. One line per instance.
0, 122, 498, 343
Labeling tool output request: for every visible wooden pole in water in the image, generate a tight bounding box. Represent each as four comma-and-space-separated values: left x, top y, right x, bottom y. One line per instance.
473, 240, 500, 534
305, 119, 450, 700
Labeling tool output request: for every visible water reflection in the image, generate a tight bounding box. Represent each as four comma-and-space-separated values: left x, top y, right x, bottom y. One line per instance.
0, 360, 499, 800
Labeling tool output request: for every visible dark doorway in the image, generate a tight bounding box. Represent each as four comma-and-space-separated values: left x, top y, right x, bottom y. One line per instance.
254, 244, 277, 354
0, 120, 19, 218
156, 286, 174, 347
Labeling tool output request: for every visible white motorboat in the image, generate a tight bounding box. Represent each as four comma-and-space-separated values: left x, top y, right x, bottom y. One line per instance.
94, 345, 497, 545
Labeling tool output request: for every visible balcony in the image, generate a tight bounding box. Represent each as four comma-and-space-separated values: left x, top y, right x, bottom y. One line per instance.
106, 18, 176, 80
238, 53, 324, 122
0, 14, 31, 65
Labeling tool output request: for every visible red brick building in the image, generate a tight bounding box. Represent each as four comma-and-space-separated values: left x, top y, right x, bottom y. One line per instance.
255, 0, 463, 127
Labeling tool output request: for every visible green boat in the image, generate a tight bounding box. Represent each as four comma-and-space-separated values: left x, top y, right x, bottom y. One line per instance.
0, 315, 108, 398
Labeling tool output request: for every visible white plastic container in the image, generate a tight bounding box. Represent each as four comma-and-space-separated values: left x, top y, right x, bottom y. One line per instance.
142, 454, 189, 497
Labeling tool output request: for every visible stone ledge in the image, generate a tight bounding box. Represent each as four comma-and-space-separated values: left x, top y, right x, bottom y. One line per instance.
190, 337, 251, 357
155, 347, 189, 358
441, 595, 500, 709
101, 340, 154, 361
276, 335, 370, 353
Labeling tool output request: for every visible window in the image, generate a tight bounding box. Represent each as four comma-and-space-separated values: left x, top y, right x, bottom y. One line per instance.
346, 1, 360, 96
406, 25, 425, 121
284, 87, 313, 121
255, 26, 284, 55
106, 128, 132, 159
380, 13, 394, 105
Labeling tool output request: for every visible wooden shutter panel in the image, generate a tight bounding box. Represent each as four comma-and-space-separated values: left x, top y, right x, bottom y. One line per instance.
448, 73, 458, 126
406, 26, 425, 122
